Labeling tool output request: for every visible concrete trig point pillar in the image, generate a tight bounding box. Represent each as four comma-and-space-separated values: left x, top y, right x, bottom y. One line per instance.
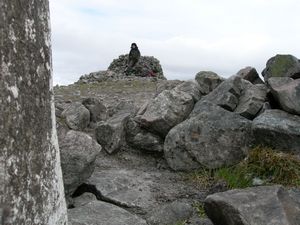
0, 0, 68, 224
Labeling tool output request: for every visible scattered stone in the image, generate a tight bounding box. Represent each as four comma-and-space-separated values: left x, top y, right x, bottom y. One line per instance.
147, 201, 194, 225
68, 201, 147, 225
268, 77, 300, 115
262, 54, 300, 81
61, 102, 90, 130
125, 117, 164, 152
59, 130, 101, 196
95, 113, 130, 154
195, 71, 224, 95
235, 82, 268, 119
237, 66, 264, 84
252, 109, 300, 153
82, 97, 107, 123
174, 80, 202, 102
204, 185, 300, 225
137, 89, 194, 137
156, 80, 183, 95
164, 101, 253, 171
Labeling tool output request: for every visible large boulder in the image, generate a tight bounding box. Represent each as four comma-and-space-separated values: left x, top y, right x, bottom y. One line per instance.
95, 113, 130, 154
136, 89, 194, 137
59, 130, 102, 196
164, 101, 253, 171
108, 54, 165, 79
190, 76, 243, 116
235, 82, 268, 120
174, 80, 202, 102
125, 117, 164, 152
268, 77, 300, 115
262, 54, 300, 81
236, 66, 264, 84
204, 185, 300, 225
195, 71, 224, 95
252, 109, 300, 153
156, 80, 183, 95
61, 102, 90, 130
82, 97, 107, 123
68, 201, 147, 225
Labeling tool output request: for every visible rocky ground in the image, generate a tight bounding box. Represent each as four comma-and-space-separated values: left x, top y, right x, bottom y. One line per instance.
54, 54, 300, 225
55, 78, 212, 225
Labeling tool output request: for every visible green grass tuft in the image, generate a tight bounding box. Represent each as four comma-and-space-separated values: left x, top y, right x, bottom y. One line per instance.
188, 146, 300, 190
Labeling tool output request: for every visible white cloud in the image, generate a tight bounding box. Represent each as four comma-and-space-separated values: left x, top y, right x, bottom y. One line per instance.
49, 0, 300, 84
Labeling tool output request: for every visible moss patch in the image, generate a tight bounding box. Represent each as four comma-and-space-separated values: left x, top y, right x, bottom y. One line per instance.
269, 55, 297, 77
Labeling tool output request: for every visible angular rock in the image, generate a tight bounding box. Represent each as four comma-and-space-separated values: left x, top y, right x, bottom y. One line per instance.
235, 82, 268, 119
268, 77, 300, 115
156, 80, 183, 95
73, 193, 97, 208
87, 169, 155, 212
174, 80, 202, 102
61, 102, 90, 130
68, 201, 147, 225
59, 130, 101, 196
137, 89, 194, 137
95, 113, 130, 154
262, 54, 300, 81
164, 101, 252, 170
195, 71, 224, 95
82, 97, 107, 123
204, 185, 300, 225
147, 201, 194, 225
191, 76, 243, 116
125, 117, 164, 152
252, 109, 300, 153
237, 66, 264, 84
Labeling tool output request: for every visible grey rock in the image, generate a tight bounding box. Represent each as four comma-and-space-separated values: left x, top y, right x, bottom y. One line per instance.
235, 82, 268, 119
204, 185, 300, 225
73, 193, 97, 208
268, 77, 300, 115
257, 102, 272, 116
262, 54, 300, 81
156, 80, 183, 95
0, 1, 68, 223
192, 76, 243, 114
174, 80, 202, 102
82, 97, 107, 123
147, 201, 194, 225
188, 216, 214, 225
237, 66, 264, 84
137, 89, 194, 137
125, 117, 164, 152
68, 201, 147, 225
87, 169, 155, 212
252, 109, 300, 153
95, 113, 130, 154
61, 102, 90, 130
195, 71, 224, 95
59, 130, 101, 196
164, 101, 252, 170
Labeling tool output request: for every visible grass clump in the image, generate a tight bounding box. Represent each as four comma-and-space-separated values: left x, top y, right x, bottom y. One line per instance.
189, 146, 300, 189
193, 202, 206, 218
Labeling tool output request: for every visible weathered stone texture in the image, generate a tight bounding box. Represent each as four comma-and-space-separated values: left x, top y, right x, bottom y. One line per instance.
0, 0, 67, 224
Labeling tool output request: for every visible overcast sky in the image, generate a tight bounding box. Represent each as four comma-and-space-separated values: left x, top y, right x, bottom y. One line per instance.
49, 0, 300, 85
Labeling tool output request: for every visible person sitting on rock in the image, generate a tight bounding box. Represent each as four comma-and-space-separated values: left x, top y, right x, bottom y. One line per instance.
125, 43, 140, 75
